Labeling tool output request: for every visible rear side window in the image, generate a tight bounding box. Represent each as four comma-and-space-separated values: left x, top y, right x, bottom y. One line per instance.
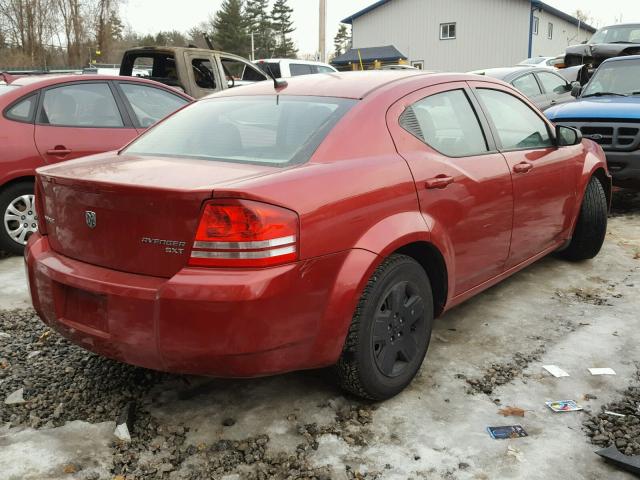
5, 94, 37, 122
477, 88, 552, 150
119, 83, 189, 128
124, 96, 356, 166
512, 74, 542, 97
290, 64, 315, 76
400, 89, 488, 157
40, 83, 124, 128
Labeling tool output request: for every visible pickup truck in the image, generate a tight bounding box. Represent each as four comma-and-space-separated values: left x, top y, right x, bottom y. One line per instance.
545, 55, 640, 189
564, 23, 640, 72
119, 46, 269, 98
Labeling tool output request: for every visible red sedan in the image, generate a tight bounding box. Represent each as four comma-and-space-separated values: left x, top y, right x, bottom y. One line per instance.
0, 73, 192, 254
25, 72, 610, 400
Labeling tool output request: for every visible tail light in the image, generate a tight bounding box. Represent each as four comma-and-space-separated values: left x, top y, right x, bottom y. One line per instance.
188, 199, 299, 268
35, 179, 47, 236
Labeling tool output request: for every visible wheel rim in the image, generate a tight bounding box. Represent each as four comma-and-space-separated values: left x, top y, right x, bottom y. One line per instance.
372, 280, 426, 378
3, 194, 37, 246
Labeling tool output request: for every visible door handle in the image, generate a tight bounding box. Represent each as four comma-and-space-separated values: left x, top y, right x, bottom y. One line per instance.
513, 162, 533, 174
425, 175, 454, 189
46, 147, 72, 156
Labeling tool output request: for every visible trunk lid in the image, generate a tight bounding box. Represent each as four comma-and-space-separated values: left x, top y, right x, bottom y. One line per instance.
37, 153, 281, 277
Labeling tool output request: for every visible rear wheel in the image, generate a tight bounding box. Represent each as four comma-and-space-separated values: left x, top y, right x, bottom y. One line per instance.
0, 182, 37, 255
560, 176, 608, 261
335, 254, 434, 400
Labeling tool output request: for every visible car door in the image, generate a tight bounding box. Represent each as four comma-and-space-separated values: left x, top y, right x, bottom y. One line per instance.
535, 71, 573, 110
114, 81, 191, 133
470, 82, 579, 268
511, 72, 548, 110
387, 83, 514, 296
34, 81, 137, 164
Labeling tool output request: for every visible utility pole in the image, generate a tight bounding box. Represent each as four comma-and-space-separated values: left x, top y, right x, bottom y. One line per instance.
249, 32, 255, 62
319, 0, 327, 62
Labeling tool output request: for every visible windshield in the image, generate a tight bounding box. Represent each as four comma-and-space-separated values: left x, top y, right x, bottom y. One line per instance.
582, 59, 640, 97
589, 25, 640, 44
124, 95, 356, 166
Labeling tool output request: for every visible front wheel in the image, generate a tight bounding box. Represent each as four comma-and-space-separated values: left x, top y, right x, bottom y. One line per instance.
560, 176, 608, 261
0, 182, 37, 255
335, 254, 434, 400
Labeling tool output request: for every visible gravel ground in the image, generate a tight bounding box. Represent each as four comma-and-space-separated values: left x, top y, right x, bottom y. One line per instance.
0, 309, 377, 479
584, 367, 640, 456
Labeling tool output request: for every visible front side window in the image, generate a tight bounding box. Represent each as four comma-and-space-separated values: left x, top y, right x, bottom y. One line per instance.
548, 22, 553, 39
400, 89, 488, 157
40, 83, 123, 128
191, 58, 217, 89
317, 65, 335, 73
537, 72, 568, 95
440, 23, 456, 40
124, 96, 356, 166
221, 56, 266, 84
5, 94, 37, 122
120, 83, 189, 128
582, 59, 640, 97
477, 89, 552, 150
512, 74, 542, 97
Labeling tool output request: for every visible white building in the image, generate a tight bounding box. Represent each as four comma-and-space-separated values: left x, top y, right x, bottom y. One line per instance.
341, 0, 595, 71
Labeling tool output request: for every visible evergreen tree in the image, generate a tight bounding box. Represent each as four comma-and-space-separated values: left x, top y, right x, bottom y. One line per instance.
333, 24, 351, 57
270, 0, 297, 58
212, 0, 249, 56
244, 0, 272, 59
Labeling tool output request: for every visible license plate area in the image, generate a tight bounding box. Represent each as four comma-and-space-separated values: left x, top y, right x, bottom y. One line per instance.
55, 283, 108, 335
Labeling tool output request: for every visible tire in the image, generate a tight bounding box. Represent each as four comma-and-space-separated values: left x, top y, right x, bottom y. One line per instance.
0, 181, 37, 256
335, 254, 434, 400
560, 176, 608, 261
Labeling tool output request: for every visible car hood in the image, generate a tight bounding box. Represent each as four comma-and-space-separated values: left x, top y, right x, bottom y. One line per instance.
545, 96, 640, 121
566, 43, 640, 58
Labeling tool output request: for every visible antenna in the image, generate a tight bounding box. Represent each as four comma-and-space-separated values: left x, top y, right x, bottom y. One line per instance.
263, 62, 288, 89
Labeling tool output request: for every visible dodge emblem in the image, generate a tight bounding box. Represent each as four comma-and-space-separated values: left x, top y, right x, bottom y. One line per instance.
85, 211, 97, 229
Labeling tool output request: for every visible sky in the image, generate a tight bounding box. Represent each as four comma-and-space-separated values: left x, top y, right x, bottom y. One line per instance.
122, 0, 640, 56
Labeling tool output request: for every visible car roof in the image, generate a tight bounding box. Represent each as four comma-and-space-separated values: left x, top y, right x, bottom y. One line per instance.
210, 71, 496, 100
601, 55, 640, 64
469, 66, 550, 81
599, 23, 640, 29
6, 74, 192, 98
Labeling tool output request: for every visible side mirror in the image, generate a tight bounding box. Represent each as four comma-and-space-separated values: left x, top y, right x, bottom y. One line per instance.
556, 125, 582, 147
570, 82, 582, 97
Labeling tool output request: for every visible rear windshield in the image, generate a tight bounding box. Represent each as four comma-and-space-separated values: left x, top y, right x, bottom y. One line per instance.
0, 85, 19, 96
124, 95, 356, 166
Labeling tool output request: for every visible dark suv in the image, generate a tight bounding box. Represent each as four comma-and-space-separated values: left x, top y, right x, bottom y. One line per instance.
565, 23, 640, 72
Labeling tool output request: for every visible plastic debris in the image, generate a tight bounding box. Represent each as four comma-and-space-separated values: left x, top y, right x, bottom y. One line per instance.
543, 365, 570, 377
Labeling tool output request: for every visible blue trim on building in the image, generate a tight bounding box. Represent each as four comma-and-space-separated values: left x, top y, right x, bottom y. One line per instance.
528, 1, 534, 58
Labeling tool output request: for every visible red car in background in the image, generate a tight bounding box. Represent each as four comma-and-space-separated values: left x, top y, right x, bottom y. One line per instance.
0, 73, 192, 254
26, 72, 610, 400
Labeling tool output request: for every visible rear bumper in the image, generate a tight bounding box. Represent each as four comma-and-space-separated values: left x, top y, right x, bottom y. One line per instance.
606, 150, 640, 187
25, 234, 375, 377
